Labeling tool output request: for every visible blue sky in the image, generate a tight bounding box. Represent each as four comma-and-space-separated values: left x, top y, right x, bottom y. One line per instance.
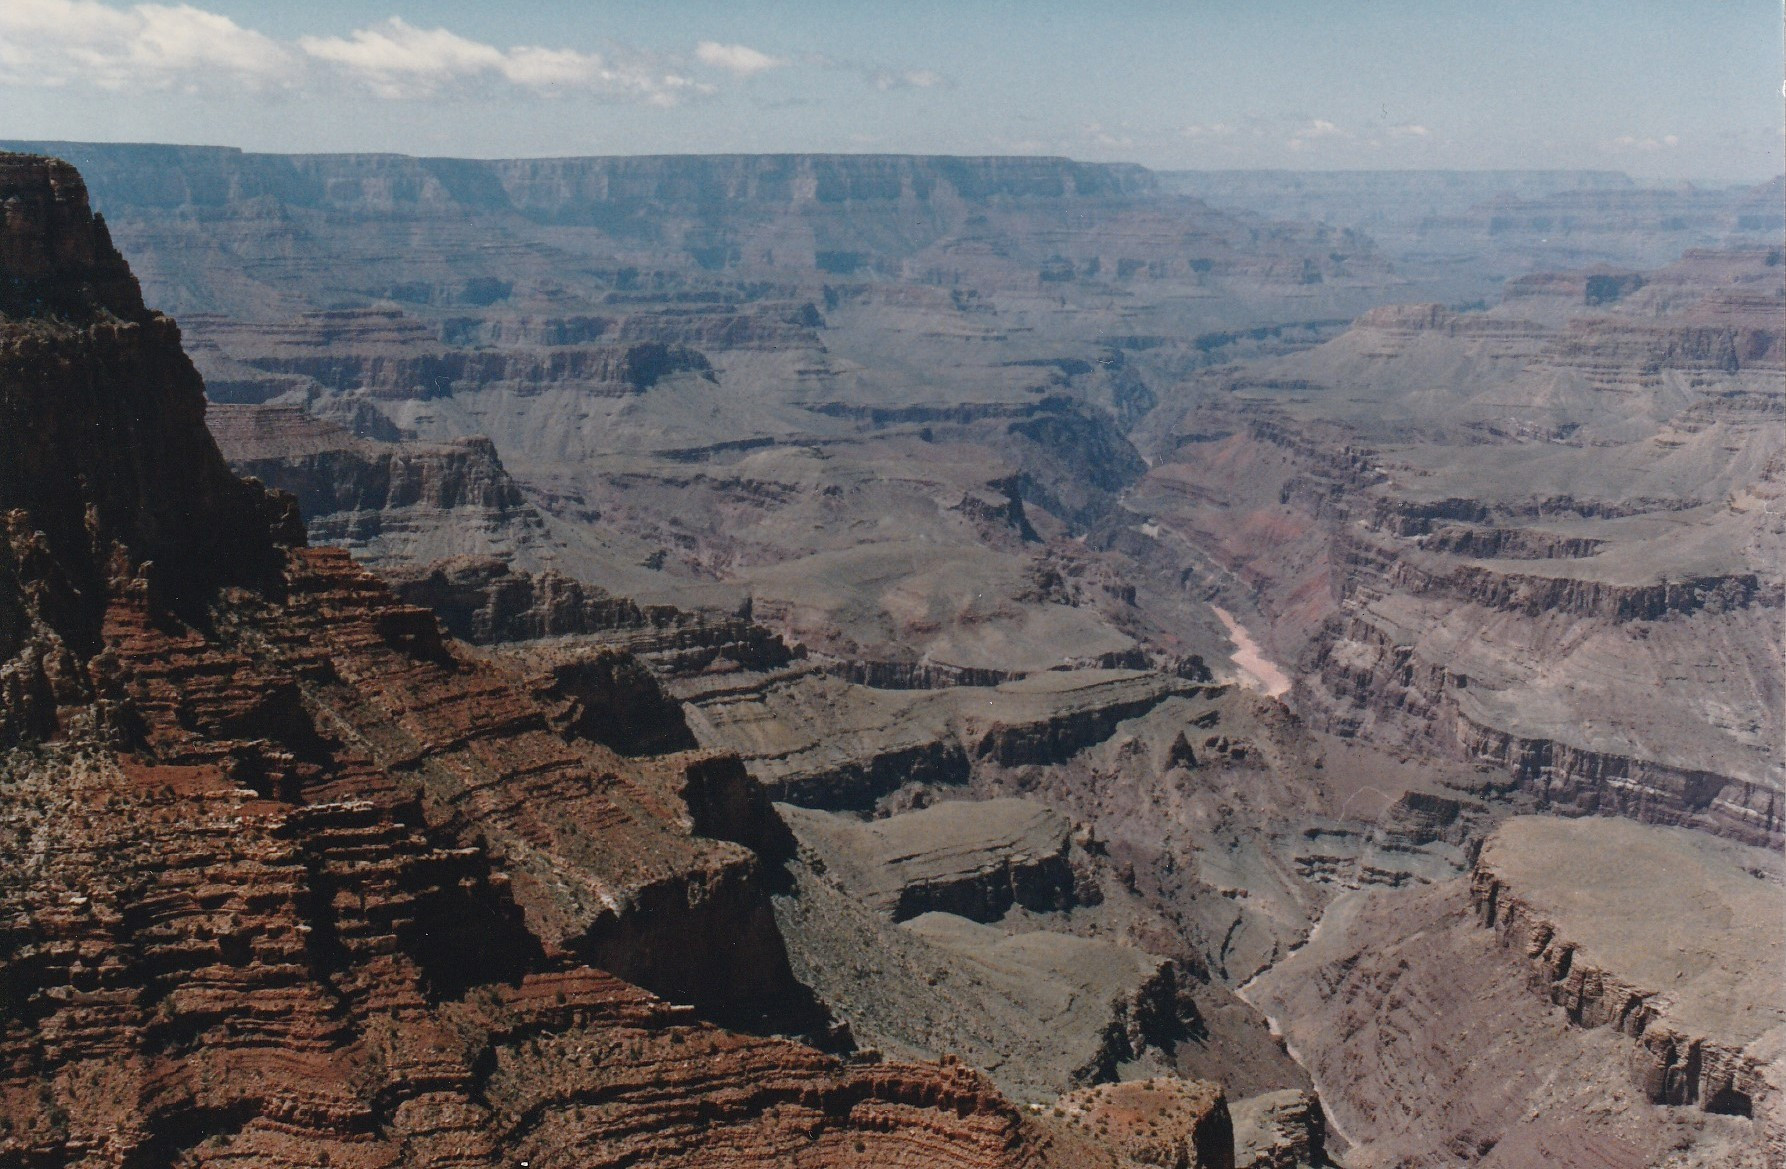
1, 1, 1779, 180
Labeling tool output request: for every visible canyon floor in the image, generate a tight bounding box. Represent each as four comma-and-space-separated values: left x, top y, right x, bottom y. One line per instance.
0, 145, 1780, 1167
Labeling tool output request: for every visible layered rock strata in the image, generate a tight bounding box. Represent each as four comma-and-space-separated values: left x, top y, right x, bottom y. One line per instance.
767, 797, 1224, 1100
209, 404, 558, 565
0, 151, 1149, 1167
1135, 245, 1784, 849
387, 555, 793, 676
678, 667, 1208, 809
781, 798, 1078, 922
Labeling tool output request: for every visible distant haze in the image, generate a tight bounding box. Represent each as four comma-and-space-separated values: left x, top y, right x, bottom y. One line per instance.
0, 0, 1779, 182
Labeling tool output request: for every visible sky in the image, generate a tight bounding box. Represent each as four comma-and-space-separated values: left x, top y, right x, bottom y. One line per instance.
0, 1, 1779, 181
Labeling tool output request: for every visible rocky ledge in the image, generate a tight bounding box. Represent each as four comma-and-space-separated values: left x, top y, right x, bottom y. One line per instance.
782, 798, 1079, 923
388, 554, 794, 676
1470, 816, 1785, 1157
680, 666, 1207, 809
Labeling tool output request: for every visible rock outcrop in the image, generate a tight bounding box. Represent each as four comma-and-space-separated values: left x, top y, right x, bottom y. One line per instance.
1244, 818, 1784, 1168
781, 798, 1079, 923
1229, 1090, 1328, 1169
386, 555, 793, 675
1470, 817, 1784, 1149
679, 667, 1206, 809
0, 155, 299, 744
1054, 1079, 1235, 1169
209, 404, 559, 565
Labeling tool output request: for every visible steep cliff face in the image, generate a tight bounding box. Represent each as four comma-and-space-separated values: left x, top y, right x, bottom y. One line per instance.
1246, 884, 1778, 1168
0, 156, 300, 744
1470, 818, 1783, 1146
382, 554, 793, 674
0, 151, 1153, 1168
208, 404, 572, 571
679, 666, 1208, 809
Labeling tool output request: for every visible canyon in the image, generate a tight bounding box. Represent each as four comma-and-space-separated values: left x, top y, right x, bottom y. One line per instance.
0, 142, 1779, 1167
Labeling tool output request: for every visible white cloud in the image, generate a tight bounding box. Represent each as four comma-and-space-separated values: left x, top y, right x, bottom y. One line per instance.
299, 17, 707, 103
0, 0, 298, 91
1609, 133, 1681, 151
298, 18, 503, 98
1083, 121, 1134, 149
695, 41, 786, 78
803, 53, 951, 92
0, 2, 714, 103
868, 67, 950, 91
1388, 123, 1432, 138
1286, 118, 1352, 150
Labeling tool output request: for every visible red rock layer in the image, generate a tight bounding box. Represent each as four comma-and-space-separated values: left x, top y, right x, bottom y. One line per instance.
3, 534, 1129, 1165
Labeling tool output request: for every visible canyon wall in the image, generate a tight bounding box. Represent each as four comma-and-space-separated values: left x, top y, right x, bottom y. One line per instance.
1136, 244, 1784, 849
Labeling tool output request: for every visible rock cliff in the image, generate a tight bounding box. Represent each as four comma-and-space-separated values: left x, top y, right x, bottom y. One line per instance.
1243, 818, 1782, 1167
781, 798, 1080, 923
0, 156, 299, 744
1470, 817, 1784, 1148
385, 554, 792, 675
